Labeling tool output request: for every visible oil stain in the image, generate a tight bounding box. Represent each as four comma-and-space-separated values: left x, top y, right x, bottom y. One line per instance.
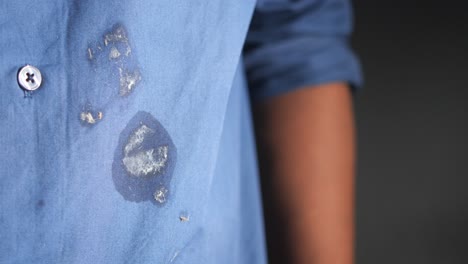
80, 23, 141, 127
118, 67, 141, 97
153, 186, 168, 204
80, 110, 103, 125
112, 111, 177, 205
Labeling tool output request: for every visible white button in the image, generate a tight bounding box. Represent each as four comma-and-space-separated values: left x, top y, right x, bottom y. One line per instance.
18, 65, 42, 91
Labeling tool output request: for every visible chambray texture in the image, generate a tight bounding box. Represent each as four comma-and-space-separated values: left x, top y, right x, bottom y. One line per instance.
0, 0, 361, 263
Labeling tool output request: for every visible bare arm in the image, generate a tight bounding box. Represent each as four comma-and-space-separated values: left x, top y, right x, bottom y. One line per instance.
254, 82, 355, 264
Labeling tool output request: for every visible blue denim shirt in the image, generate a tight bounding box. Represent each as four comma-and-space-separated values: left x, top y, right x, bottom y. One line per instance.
0, 0, 361, 263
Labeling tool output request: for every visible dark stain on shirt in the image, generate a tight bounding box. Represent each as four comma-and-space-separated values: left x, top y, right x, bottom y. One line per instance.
112, 111, 177, 205
80, 23, 141, 127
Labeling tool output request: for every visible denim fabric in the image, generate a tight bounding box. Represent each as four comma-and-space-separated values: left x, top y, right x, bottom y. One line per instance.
0, 0, 360, 263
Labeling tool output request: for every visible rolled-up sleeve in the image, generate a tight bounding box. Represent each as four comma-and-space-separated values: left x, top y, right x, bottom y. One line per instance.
243, 0, 363, 100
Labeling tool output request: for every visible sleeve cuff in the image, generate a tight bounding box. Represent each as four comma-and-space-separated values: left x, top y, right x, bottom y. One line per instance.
245, 36, 363, 101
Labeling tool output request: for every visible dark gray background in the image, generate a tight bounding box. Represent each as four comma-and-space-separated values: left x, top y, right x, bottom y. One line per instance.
353, 1, 468, 263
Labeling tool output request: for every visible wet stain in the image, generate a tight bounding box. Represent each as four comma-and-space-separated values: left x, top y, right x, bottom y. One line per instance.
118, 68, 141, 97
100, 24, 141, 97
122, 125, 168, 177
109, 46, 121, 60
153, 186, 168, 204
79, 103, 104, 126
112, 111, 177, 205
87, 24, 133, 65
80, 110, 103, 125
80, 23, 141, 126
103, 24, 132, 57
87, 47, 94, 60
